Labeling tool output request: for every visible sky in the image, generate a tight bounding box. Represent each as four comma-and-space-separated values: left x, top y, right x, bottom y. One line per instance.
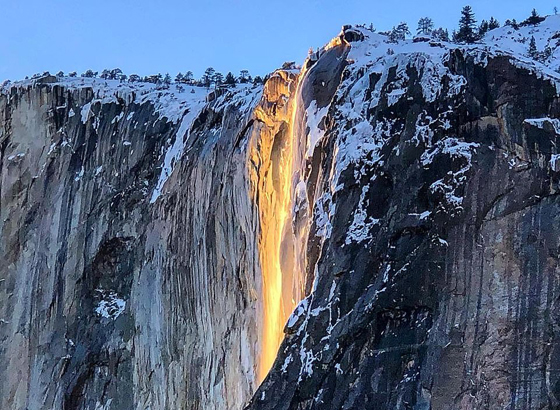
0, 0, 557, 82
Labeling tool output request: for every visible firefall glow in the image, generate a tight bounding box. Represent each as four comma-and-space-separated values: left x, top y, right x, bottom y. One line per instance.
258, 69, 306, 383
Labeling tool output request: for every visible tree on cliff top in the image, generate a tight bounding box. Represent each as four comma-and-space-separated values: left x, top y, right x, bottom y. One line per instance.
488, 17, 500, 30
522, 8, 545, 26
213, 72, 224, 86
388, 22, 410, 42
225, 72, 236, 86
417, 17, 434, 36
202, 67, 215, 88
239, 69, 250, 83
455, 5, 477, 43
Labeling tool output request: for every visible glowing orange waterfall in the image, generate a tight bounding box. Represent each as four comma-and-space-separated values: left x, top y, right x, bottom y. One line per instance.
257, 66, 308, 382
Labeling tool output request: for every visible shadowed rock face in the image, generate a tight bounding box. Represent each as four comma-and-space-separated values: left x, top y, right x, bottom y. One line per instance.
0, 82, 264, 410
2, 22, 560, 410
249, 38, 560, 410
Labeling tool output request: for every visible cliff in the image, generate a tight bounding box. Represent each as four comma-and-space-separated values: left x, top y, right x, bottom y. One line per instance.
1, 15, 560, 410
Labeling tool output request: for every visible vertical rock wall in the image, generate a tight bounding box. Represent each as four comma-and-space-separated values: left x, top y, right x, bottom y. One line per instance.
0, 80, 267, 410
249, 26, 560, 410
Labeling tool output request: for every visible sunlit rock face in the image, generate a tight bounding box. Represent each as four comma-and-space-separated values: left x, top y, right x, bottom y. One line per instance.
2, 15, 560, 410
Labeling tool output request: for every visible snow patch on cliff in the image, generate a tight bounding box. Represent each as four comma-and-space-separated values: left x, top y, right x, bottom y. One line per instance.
81, 102, 92, 123
346, 185, 379, 244
95, 290, 126, 320
525, 117, 560, 134
482, 14, 560, 74
150, 100, 205, 203
306, 101, 329, 157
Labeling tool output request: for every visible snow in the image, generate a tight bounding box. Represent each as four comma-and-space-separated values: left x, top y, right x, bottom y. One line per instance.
286, 297, 309, 329
149, 99, 206, 203
74, 166, 85, 182
148, 83, 262, 203
550, 154, 560, 172
281, 354, 294, 373
322, 15, 560, 202
94, 399, 113, 410
305, 101, 329, 157
3, 77, 212, 125
482, 14, 560, 74
111, 111, 124, 124
345, 185, 379, 244
524, 117, 560, 134
421, 137, 479, 167
313, 192, 334, 240
80, 102, 91, 123
7, 152, 25, 161
94, 290, 126, 319
4, 76, 261, 204
420, 210, 431, 219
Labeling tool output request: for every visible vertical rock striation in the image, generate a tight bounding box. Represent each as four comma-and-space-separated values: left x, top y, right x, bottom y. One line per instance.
250, 17, 560, 410
2, 14, 560, 410
0, 78, 265, 409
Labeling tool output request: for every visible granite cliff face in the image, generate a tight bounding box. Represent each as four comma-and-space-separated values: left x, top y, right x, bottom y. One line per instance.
2, 15, 560, 410
0, 78, 263, 410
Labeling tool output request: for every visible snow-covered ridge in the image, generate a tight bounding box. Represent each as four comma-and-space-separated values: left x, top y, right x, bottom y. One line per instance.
3, 76, 208, 124
291, 15, 560, 260
1, 75, 264, 204
482, 14, 560, 73
325, 14, 560, 198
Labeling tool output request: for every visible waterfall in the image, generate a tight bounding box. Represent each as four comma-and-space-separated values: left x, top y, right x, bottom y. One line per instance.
255, 63, 311, 382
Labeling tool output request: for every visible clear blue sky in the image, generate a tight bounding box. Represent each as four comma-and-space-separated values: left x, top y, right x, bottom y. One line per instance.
1, 0, 556, 81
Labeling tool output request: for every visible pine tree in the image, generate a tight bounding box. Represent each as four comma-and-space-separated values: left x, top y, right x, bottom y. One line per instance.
523, 8, 545, 26
417, 17, 434, 36
110, 68, 122, 80
225, 72, 236, 86
452, 30, 459, 43
253, 76, 263, 85
433, 28, 450, 42
203, 67, 215, 87
81, 69, 97, 78
239, 70, 250, 83
488, 17, 500, 30
163, 73, 172, 85
543, 45, 552, 60
175, 73, 184, 83
456, 5, 477, 43
479, 20, 489, 37
389, 22, 410, 42
528, 36, 538, 58
213, 72, 224, 86
184, 71, 194, 84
